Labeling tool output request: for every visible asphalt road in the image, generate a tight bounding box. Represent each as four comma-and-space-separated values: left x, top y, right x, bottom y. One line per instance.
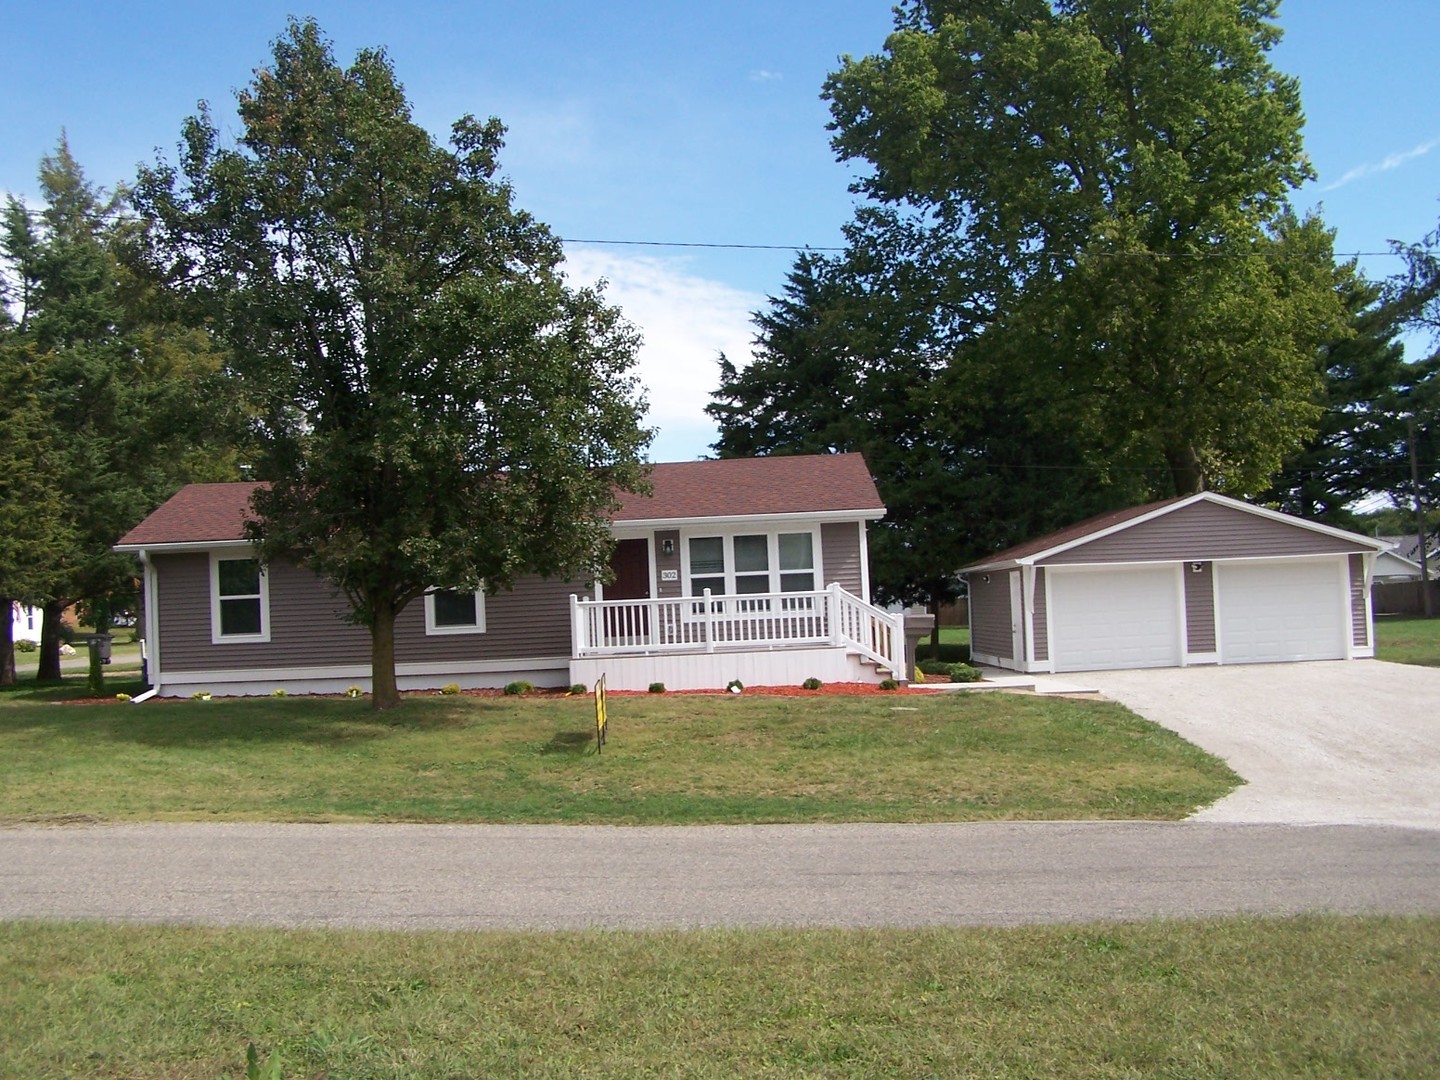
3, 821, 1438, 930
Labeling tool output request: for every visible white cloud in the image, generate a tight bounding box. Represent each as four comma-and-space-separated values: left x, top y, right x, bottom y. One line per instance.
1322, 135, 1440, 192
749, 69, 783, 83
563, 247, 764, 462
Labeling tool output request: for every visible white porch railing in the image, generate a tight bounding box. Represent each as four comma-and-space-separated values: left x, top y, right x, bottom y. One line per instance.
570, 583, 904, 674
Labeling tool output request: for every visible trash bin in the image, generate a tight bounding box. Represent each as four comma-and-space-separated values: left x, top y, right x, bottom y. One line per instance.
88, 633, 113, 665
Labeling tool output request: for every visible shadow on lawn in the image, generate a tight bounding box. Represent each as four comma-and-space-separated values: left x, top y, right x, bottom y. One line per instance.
0, 689, 586, 748
540, 729, 597, 756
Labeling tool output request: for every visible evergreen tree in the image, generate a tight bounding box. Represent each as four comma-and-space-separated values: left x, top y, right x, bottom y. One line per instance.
1, 138, 230, 681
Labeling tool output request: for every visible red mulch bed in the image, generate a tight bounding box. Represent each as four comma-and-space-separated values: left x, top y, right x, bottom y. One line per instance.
58, 681, 950, 704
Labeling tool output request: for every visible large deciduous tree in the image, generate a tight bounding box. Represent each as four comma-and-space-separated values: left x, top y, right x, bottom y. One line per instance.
134, 20, 651, 709
713, 0, 1339, 607
817, 0, 1343, 497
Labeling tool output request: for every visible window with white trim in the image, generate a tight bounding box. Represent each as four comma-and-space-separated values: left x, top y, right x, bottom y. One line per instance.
424, 588, 486, 635
210, 554, 270, 643
685, 531, 819, 608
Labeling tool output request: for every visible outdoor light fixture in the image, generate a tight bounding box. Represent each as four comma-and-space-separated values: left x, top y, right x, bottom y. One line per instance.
1191, 562, 1204, 573
662, 539, 675, 555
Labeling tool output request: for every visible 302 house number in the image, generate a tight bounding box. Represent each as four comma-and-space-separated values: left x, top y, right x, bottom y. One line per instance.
660, 570, 679, 582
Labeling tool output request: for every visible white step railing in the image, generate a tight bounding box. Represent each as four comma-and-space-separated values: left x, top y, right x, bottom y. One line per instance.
571, 583, 903, 673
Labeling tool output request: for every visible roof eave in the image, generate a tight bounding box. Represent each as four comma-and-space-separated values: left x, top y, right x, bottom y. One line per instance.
612, 508, 885, 531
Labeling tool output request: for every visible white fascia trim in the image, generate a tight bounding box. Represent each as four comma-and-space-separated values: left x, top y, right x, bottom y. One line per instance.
115, 539, 256, 554
1006, 494, 1213, 567
1193, 493, 1393, 552
1037, 552, 1357, 572
156, 656, 571, 686
612, 509, 883, 532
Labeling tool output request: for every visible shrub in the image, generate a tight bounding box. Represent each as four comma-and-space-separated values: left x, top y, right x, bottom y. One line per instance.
114, 693, 131, 702
726, 679, 744, 694
191, 691, 213, 701
916, 658, 952, 676
14, 639, 37, 653
948, 663, 983, 683
569, 683, 588, 695
648, 682, 666, 694
801, 677, 822, 690
878, 678, 899, 691
439, 683, 462, 696
270, 688, 288, 697
503, 680, 534, 696
914, 642, 970, 664
344, 685, 364, 699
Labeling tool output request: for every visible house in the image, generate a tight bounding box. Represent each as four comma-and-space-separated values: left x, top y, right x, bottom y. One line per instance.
114, 454, 910, 697
9, 601, 42, 645
960, 493, 1391, 674
1377, 535, 1437, 580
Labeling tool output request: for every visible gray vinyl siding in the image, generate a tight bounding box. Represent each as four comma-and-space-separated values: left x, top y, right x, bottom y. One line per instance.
1349, 554, 1368, 647
1040, 500, 1369, 565
155, 552, 590, 674
655, 529, 681, 599
821, 521, 864, 595
1185, 562, 1216, 652
1032, 568, 1048, 662
968, 572, 1013, 660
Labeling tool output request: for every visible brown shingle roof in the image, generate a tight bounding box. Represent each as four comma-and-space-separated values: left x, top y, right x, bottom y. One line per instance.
117, 455, 884, 546
116, 482, 266, 547
613, 453, 883, 521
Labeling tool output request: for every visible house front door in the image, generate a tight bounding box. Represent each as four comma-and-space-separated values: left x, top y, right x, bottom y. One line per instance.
608, 539, 650, 601
604, 538, 651, 644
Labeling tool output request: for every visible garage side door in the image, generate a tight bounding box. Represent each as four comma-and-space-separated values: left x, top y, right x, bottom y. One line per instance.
1049, 567, 1181, 672
1217, 559, 1347, 664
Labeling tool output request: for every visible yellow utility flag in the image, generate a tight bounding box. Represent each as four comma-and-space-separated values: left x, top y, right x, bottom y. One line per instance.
595, 675, 607, 752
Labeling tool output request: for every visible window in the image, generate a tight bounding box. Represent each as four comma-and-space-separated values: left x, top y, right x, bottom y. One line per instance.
685, 531, 819, 604
425, 588, 486, 635
779, 532, 815, 592
210, 554, 269, 643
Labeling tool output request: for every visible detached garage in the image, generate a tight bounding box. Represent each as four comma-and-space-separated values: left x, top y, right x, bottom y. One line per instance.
962, 493, 1389, 674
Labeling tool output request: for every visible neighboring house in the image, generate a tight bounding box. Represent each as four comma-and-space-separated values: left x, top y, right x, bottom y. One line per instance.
961, 493, 1391, 674
1377, 535, 1437, 579
1373, 550, 1426, 584
9, 601, 42, 644
114, 454, 907, 696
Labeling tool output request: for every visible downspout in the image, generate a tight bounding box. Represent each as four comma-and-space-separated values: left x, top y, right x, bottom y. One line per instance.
130, 548, 160, 703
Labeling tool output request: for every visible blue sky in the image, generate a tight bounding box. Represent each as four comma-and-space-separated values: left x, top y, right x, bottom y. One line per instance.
4, 1, 1437, 461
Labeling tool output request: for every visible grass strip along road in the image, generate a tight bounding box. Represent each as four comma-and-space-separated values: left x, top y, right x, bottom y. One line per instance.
3, 916, 1437, 1078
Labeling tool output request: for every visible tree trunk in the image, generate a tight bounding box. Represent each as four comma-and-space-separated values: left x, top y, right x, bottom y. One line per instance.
930, 589, 943, 649
0, 598, 16, 687
37, 600, 66, 683
1165, 444, 1205, 496
370, 597, 402, 711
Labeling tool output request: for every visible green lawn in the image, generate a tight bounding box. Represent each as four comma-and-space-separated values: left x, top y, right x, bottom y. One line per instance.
0, 685, 1237, 825
1375, 615, 1440, 667
3, 915, 1435, 1078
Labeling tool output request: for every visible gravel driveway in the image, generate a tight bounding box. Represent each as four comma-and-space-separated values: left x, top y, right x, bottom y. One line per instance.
1086, 660, 1440, 830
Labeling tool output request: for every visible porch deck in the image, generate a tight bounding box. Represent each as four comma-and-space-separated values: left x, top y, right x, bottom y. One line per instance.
569, 584, 905, 691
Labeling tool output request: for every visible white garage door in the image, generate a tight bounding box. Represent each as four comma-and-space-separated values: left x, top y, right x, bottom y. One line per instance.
1049, 567, 1181, 672
1217, 559, 1347, 664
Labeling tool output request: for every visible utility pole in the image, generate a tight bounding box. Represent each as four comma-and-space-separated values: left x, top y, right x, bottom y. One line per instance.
1409, 415, 1433, 617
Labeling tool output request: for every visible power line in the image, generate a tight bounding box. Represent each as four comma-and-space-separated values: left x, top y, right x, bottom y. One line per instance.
562, 238, 843, 252
560, 237, 1415, 259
